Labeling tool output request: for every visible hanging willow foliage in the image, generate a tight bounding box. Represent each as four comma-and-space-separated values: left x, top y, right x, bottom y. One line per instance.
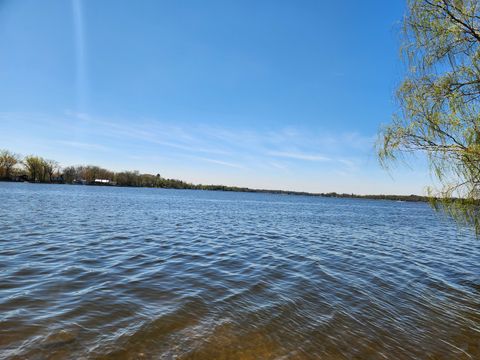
378, 0, 480, 233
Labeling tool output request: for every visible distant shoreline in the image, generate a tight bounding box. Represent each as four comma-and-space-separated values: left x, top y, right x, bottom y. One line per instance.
0, 149, 429, 203
0, 179, 429, 203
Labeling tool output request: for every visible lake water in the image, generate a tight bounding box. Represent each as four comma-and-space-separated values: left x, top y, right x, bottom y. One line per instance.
0, 183, 479, 359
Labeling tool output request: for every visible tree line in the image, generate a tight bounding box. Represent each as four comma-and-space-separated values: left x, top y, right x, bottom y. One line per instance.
0, 148, 431, 202
0, 149, 193, 188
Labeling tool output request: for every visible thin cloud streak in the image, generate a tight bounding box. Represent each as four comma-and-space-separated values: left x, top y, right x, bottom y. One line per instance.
268, 151, 331, 162
195, 157, 245, 169
69, 112, 231, 155
64, 111, 374, 162
1, 111, 371, 177
269, 161, 288, 170
57, 140, 110, 151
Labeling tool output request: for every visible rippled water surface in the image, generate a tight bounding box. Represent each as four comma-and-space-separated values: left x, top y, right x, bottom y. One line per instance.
1, 183, 479, 359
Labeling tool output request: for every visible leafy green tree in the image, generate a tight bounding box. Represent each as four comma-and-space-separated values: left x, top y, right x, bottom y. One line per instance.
0, 150, 20, 179
23, 156, 45, 182
378, 0, 480, 232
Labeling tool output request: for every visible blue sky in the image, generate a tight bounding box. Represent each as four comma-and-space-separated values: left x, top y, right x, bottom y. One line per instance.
0, 0, 432, 194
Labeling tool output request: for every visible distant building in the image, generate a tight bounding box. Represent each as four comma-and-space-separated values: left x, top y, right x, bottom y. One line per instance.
13, 174, 29, 182
51, 175, 64, 183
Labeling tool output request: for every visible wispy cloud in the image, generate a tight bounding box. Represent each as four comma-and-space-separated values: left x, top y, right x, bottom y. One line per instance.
268, 151, 331, 162
3, 111, 431, 194
269, 161, 288, 170
56, 140, 110, 151
65, 111, 230, 155
1, 111, 373, 176
195, 157, 245, 169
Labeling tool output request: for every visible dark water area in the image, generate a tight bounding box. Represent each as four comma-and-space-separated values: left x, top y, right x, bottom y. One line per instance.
0, 183, 479, 359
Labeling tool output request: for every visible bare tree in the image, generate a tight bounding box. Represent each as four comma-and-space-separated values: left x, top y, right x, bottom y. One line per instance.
62, 166, 78, 183
43, 159, 60, 182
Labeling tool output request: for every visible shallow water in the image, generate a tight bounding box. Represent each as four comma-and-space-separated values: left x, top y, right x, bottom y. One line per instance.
0, 183, 479, 359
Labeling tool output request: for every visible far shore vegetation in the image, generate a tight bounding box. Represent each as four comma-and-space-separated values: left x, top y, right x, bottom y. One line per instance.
0, 149, 427, 202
